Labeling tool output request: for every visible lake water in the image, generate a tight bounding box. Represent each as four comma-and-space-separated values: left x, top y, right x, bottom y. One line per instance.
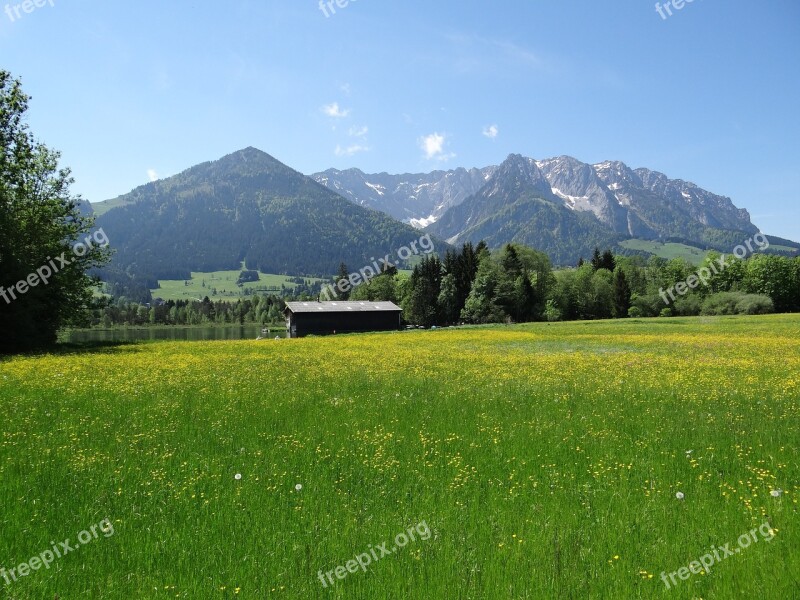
62, 325, 287, 344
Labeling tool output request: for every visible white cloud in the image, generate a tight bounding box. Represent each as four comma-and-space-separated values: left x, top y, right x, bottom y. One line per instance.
348, 125, 368, 138
335, 144, 370, 157
420, 133, 445, 158
340, 83, 351, 96
147, 169, 158, 182
419, 132, 455, 162
482, 124, 499, 139
321, 102, 350, 118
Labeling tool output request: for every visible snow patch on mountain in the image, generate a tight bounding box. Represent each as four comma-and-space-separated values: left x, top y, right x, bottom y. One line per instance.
410, 214, 438, 229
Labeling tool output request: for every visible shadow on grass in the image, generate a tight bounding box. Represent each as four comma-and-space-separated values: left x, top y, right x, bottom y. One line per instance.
1, 340, 142, 361
55, 340, 143, 354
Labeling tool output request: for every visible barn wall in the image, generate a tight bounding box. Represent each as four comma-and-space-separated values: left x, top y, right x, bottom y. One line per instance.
288, 311, 401, 337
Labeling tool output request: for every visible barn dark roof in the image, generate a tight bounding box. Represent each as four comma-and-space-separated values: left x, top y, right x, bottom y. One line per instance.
285, 301, 402, 314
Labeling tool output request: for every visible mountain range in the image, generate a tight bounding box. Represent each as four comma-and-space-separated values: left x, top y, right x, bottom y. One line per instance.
87, 147, 797, 283
311, 166, 497, 228
314, 154, 769, 265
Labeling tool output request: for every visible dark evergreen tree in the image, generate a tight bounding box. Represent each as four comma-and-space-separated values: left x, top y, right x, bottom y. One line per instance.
501, 244, 523, 280
601, 250, 616, 272
335, 262, 350, 300
590, 248, 603, 271
442, 249, 459, 278
514, 274, 536, 322
612, 268, 632, 318
404, 255, 442, 327
437, 273, 459, 324
452, 242, 480, 318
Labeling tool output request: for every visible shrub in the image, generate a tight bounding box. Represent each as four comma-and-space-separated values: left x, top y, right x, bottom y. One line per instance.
629, 294, 662, 318
659, 308, 674, 317
544, 299, 562, 322
674, 294, 702, 316
701, 292, 742, 316
735, 294, 774, 315
628, 306, 643, 318
700, 292, 773, 316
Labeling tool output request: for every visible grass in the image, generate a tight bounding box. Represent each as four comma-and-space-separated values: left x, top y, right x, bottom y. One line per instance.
0, 315, 798, 598
152, 268, 325, 301
618, 240, 711, 264
767, 244, 800, 256
90, 197, 133, 217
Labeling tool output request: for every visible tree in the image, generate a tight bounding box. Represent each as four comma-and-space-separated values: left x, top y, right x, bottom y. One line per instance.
590, 248, 603, 271
461, 254, 505, 324
350, 272, 398, 303
512, 244, 554, 320
501, 244, 523, 280
334, 262, 350, 300
703, 251, 743, 294
404, 255, 442, 327
614, 256, 648, 296
591, 270, 614, 319
573, 264, 597, 320
436, 273, 458, 324
0, 72, 111, 352
601, 250, 616, 272
743, 254, 799, 312
544, 299, 562, 322
454, 242, 481, 313
591, 248, 615, 272
663, 258, 694, 293
612, 268, 631, 318
513, 274, 536, 322
236, 269, 259, 286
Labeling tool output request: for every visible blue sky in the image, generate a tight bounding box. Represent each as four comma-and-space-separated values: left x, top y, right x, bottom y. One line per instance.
2, 0, 799, 240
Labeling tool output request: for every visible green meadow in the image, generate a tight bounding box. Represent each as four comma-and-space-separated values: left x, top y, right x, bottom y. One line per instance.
617, 240, 711, 264
0, 315, 797, 598
152, 269, 324, 301
618, 239, 798, 264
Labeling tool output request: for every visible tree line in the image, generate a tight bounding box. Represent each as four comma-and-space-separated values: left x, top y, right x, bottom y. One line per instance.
345, 243, 800, 326
85, 295, 287, 328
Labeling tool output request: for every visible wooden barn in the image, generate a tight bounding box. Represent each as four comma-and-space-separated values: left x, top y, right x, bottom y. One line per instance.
284, 301, 403, 338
